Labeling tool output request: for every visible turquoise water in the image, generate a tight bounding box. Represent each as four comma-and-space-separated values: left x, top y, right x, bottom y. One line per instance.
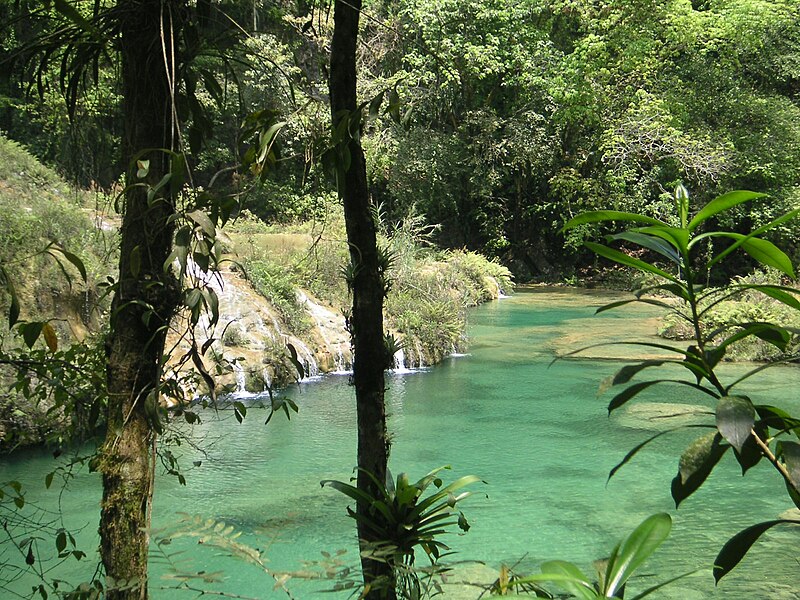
2, 288, 800, 598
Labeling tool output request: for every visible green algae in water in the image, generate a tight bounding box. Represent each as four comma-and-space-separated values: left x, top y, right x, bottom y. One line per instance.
2, 288, 800, 598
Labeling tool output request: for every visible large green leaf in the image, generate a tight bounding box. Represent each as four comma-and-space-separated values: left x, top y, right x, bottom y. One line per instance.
630, 226, 689, 255
608, 379, 717, 414
713, 520, 800, 582
604, 513, 672, 597
585, 242, 678, 282
743, 285, 800, 310
561, 211, 665, 232
715, 396, 755, 454
687, 190, 767, 231
706, 233, 795, 277
607, 231, 681, 264
672, 432, 729, 507
715, 322, 791, 354
700, 207, 800, 268
540, 561, 596, 600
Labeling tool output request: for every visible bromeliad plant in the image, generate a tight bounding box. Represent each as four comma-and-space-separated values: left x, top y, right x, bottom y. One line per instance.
322, 466, 480, 599
561, 185, 800, 582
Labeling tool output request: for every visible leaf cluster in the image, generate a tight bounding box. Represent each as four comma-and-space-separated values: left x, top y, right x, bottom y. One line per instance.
562, 184, 800, 582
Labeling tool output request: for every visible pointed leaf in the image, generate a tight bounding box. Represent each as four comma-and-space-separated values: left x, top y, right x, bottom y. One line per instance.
607, 231, 681, 264
540, 561, 596, 600
605, 513, 672, 596
50, 246, 87, 283
607, 381, 660, 412
585, 242, 678, 282
688, 190, 767, 231
715, 396, 755, 453
672, 432, 728, 506
713, 520, 800, 582
22, 322, 44, 349
187, 210, 215, 237
562, 211, 665, 232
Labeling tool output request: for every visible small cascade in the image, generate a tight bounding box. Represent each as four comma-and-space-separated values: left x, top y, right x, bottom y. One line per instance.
332, 348, 351, 374
292, 338, 320, 378
232, 362, 250, 397
392, 348, 414, 374
495, 277, 511, 299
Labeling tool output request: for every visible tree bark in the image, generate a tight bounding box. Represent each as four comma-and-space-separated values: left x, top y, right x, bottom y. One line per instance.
99, 2, 182, 598
329, 1, 394, 598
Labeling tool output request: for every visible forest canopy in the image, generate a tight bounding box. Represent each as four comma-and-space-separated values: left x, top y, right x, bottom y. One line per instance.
1, 0, 798, 280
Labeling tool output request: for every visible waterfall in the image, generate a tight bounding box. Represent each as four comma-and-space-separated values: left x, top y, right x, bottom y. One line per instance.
495, 277, 510, 299
232, 362, 250, 397
333, 348, 351, 374
392, 348, 414, 374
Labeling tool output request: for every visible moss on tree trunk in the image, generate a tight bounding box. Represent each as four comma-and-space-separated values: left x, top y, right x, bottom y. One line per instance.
99, 2, 183, 598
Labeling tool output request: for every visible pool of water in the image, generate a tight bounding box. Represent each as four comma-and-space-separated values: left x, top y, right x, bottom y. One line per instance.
2, 288, 800, 598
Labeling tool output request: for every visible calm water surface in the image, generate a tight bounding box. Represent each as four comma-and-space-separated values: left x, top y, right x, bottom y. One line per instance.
3, 288, 800, 598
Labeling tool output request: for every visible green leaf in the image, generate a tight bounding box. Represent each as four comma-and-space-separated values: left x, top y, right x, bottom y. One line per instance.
781, 441, 800, 489
744, 285, 800, 310
187, 210, 215, 237
540, 561, 595, 600
585, 242, 678, 283
368, 91, 385, 119
707, 233, 795, 277
21, 322, 44, 349
631, 226, 689, 254
233, 401, 246, 424
607, 379, 717, 413
733, 422, 766, 474
604, 513, 672, 597
608, 232, 681, 264
50, 246, 87, 283
687, 190, 767, 231
713, 520, 800, 582
286, 343, 305, 379
755, 405, 800, 439
561, 211, 665, 232
1, 265, 20, 326
715, 396, 755, 453
672, 432, 728, 507
56, 531, 67, 554
607, 381, 660, 412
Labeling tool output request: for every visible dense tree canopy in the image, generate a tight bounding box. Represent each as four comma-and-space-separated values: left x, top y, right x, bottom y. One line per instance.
2, 0, 798, 281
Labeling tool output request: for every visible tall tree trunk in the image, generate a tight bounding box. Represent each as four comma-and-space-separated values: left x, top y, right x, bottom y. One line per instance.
99, 2, 182, 598
329, 2, 394, 598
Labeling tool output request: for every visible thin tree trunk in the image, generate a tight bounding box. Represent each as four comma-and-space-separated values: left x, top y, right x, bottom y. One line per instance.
329, 1, 394, 597
99, 2, 182, 598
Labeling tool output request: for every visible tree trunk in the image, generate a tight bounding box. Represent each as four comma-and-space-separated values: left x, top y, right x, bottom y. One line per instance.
99, 2, 182, 598
329, 2, 394, 598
